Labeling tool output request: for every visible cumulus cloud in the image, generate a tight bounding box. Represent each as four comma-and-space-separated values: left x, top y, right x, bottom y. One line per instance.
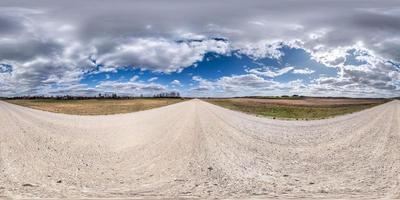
96, 80, 166, 96
0, 0, 399, 97
171, 80, 181, 86
236, 41, 284, 60
94, 38, 231, 73
306, 58, 400, 97
217, 74, 277, 91
246, 66, 294, 78
148, 77, 158, 82
189, 59, 400, 97
292, 68, 315, 74
191, 76, 215, 91
130, 75, 139, 82
189, 74, 308, 97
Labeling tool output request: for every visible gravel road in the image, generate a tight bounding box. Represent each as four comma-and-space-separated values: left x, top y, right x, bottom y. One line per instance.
0, 99, 399, 199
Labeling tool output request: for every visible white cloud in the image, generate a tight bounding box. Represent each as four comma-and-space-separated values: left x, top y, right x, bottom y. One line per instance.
171, 79, 181, 86
130, 75, 139, 82
236, 41, 284, 60
249, 21, 265, 26
188, 61, 400, 97
189, 74, 308, 97
305, 59, 400, 97
191, 75, 215, 92
1, 1, 400, 97
292, 68, 315, 74
246, 66, 294, 77
148, 77, 158, 82
96, 80, 166, 95
95, 38, 231, 73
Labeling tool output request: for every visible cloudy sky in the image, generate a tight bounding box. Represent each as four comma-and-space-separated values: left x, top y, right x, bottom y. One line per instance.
0, 0, 399, 97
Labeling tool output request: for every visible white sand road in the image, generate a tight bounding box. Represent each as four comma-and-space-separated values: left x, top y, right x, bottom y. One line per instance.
0, 99, 399, 199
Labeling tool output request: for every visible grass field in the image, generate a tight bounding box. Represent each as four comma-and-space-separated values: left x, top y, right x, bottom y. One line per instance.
206, 98, 386, 120
6, 98, 185, 115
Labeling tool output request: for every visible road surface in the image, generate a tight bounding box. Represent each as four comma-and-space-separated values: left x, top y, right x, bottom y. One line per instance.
0, 99, 399, 199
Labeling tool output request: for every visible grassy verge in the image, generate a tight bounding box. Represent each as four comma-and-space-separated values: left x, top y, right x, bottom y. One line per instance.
6, 98, 185, 115
206, 98, 385, 120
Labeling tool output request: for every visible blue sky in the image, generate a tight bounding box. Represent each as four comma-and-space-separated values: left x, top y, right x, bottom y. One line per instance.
78, 46, 344, 97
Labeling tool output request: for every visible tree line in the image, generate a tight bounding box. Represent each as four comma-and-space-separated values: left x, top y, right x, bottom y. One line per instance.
4, 92, 181, 100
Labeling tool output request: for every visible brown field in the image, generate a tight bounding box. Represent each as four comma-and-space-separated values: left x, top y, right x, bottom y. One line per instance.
206, 97, 387, 119
5, 98, 185, 115
231, 97, 386, 106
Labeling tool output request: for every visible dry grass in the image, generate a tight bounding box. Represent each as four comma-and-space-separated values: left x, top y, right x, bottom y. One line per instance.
6, 98, 185, 115
206, 97, 387, 120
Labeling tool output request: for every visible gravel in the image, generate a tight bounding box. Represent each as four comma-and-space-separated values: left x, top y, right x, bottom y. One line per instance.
0, 99, 399, 199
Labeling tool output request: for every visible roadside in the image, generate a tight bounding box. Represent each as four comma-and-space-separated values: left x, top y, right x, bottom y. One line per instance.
205, 98, 387, 120
5, 98, 185, 115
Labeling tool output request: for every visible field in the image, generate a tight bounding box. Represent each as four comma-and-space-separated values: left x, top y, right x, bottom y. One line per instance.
206, 97, 386, 119
5, 98, 185, 115
5, 98, 385, 119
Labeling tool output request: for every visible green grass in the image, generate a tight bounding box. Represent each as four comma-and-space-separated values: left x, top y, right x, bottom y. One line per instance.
206, 99, 383, 120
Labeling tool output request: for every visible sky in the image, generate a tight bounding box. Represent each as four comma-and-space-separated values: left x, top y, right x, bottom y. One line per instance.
0, 0, 399, 97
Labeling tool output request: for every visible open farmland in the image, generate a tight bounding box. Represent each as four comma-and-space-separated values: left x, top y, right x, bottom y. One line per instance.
206, 98, 386, 120
5, 98, 184, 115
0, 99, 399, 199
